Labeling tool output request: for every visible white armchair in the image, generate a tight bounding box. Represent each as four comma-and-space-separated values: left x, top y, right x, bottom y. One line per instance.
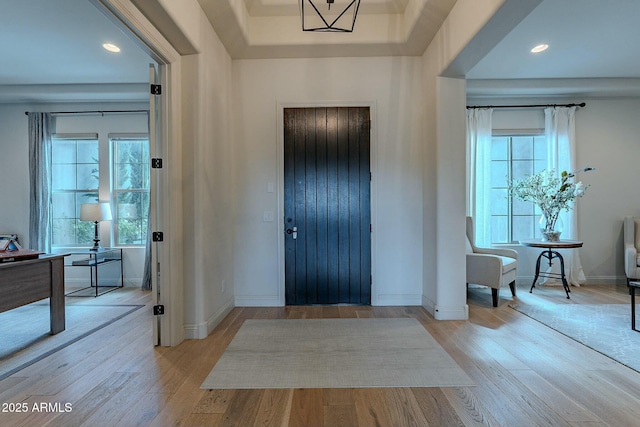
466, 216, 518, 307
624, 216, 640, 285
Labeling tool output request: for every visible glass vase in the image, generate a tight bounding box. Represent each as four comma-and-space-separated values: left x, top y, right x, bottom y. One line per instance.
539, 213, 563, 242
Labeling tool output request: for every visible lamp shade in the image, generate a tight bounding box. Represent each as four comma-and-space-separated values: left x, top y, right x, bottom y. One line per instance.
80, 202, 112, 222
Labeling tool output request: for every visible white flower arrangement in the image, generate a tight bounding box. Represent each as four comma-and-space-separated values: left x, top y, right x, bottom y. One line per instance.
508, 167, 594, 240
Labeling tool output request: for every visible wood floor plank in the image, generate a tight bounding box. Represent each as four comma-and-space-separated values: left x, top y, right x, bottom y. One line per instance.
437, 332, 541, 427
446, 325, 583, 425
508, 369, 605, 425
440, 386, 500, 427
1, 321, 150, 427
288, 389, 324, 427
590, 368, 640, 398
183, 413, 224, 427
382, 388, 430, 427
352, 388, 394, 427
252, 389, 292, 427
38, 371, 138, 427
337, 306, 359, 318
411, 387, 465, 426
0, 308, 149, 401
323, 388, 353, 406
193, 389, 236, 414
79, 370, 166, 427
354, 309, 374, 318
320, 306, 341, 318
323, 404, 358, 427
1, 285, 640, 426
109, 392, 172, 427
218, 389, 264, 427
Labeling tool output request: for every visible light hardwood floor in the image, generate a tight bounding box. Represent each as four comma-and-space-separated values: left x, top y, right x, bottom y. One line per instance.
1, 283, 639, 426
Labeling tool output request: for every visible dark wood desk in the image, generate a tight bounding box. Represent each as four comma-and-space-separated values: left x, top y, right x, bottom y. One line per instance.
520, 239, 583, 299
0, 254, 67, 334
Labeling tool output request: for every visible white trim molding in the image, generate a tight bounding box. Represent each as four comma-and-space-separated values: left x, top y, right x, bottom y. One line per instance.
423, 295, 469, 320
184, 298, 234, 339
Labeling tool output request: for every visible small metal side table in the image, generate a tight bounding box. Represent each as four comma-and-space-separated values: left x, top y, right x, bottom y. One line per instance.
520, 239, 583, 299
629, 281, 640, 331
65, 248, 124, 297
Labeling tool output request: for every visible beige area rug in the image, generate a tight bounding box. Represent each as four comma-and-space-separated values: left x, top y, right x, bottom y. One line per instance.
201, 318, 474, 389
0, 300, 143, 380
510, 303, 640, 373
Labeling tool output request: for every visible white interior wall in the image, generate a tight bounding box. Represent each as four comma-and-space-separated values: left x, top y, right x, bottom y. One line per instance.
131, 0, 236, 340
0, 106, 30, 242
177, 8, 236, 338
232, 56, 425, 306
579, 98, 640, 283
468, 97, 640, 284
419, 0, 511, 319
0, 103, 148, 286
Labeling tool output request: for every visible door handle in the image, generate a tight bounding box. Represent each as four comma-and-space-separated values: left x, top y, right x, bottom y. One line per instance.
286, 226, 298, 239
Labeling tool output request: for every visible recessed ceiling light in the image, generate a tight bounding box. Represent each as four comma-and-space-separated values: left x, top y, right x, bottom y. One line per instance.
531, 44, 549, 53
102, 43, 121, 53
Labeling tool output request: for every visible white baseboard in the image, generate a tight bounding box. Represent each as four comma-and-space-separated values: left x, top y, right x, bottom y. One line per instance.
422, 295, 469, 320
582, 275, 627, 285
182, 321, 208, 339
206, 299, 235, 336
183, 298, 235, 339
433, 304, 469, 320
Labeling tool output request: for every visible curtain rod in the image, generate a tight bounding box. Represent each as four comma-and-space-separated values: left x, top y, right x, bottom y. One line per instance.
25, 109, 149, 116
466, 102, 586, 110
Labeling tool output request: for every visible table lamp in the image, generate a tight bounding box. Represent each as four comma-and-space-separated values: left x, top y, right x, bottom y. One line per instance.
80, 202, 112, 251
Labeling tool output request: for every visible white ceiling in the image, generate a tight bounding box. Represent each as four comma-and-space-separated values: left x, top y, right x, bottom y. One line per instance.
0, 0, 152, 102
467, 0, 640, 80
244, 0, 411, 16
466, 0, 640, 98
1, 0, 639, 102
196, 0, 457, 58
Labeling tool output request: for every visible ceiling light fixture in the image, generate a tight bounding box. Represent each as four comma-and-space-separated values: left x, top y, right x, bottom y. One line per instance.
102, 43, 121, 53
300, 0, 361, 32
531, 43, 549, 53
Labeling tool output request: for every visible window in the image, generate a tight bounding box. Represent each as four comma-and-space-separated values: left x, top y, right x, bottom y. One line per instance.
51, 135, 99, 246
490, 134, 547, 244
112, 137, 150, 245
50, 133, 149, 248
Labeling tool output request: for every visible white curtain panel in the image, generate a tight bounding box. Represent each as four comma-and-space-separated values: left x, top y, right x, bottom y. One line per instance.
544, 106, 586, 286
466, 108, 493, 247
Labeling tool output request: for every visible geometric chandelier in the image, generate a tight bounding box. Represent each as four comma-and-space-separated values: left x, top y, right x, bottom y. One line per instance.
300, 0, 361, 32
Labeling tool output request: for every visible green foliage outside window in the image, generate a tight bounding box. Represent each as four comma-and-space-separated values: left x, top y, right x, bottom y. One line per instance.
51, 138, 100, 247
114, 139, 150, 245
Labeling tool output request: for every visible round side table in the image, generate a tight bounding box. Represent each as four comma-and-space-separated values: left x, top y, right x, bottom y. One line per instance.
519, 239, 583, 299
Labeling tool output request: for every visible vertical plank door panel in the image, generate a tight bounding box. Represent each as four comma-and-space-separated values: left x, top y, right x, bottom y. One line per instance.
284, 109, 297, 304
315, 108, 329, 304
293, 108, 308, 304
284, 107, 370, 305
304, 108, 318, 303
326, 108, 340, 304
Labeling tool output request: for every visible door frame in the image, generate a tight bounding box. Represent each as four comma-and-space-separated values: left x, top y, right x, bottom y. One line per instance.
276, 101, 378, 306
95, 0, 185, 345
